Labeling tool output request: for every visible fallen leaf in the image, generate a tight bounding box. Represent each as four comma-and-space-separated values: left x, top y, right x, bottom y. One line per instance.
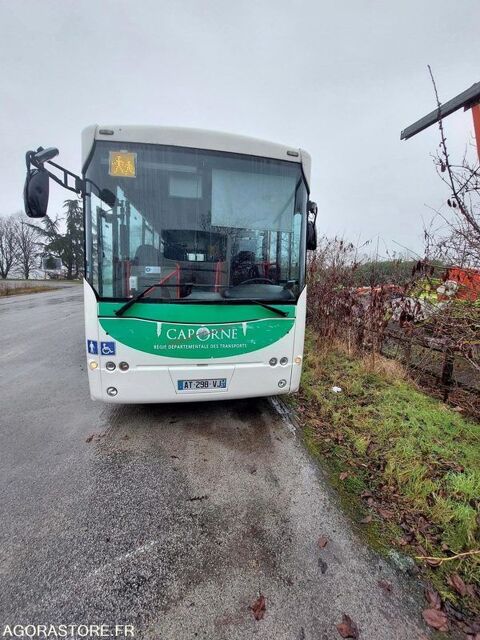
417, 516, 429, 533
378, 580, 392, 593
250, 594, 266, 621
339, 472, 349, 481
465, 583, 478, 599
378, 508, 394, 519
359, 515, 372, 524
447, 572, 467, 597
366, 441, 377, 455
425, 588, 442, 610
336, 614, 359, 638
422, 608, 449, 632
85, 434, 94, 443
425, 558, 442, 567
318, 536, 328, 549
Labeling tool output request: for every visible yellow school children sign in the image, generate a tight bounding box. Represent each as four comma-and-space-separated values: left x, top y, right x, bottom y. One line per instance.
109, 151, 136, 177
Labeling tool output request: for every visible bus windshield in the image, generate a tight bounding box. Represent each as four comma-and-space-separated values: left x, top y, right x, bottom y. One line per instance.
84, 141, 307, 302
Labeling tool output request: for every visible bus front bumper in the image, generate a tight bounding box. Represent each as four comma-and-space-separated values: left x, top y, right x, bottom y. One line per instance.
88, 361, 301, 403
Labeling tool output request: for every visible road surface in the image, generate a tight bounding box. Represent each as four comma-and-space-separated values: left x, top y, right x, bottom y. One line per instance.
0, 288, 428, 639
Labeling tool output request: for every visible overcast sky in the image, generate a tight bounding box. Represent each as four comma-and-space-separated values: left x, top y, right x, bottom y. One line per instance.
1, 0, 479, 255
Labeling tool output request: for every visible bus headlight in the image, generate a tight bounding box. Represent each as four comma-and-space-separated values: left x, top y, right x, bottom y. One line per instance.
294, 356, 302, 364
119, 361, 129, 371
280, 357, 288, 365
106, 387, 118, 397
105, 361, 116, 371
278, 379, 287, 388
269, 357, 278, 366
89, 360, 98, 370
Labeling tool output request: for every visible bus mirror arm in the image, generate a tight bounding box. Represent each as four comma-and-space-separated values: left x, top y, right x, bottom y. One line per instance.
27, 148, 82, 195
43, 160, 115, 205
24, 147, 116, 219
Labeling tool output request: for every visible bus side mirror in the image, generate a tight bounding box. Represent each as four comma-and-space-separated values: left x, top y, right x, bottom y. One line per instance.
24, 168, 50, 218
306, 200, 318, 251
307, 221, 317, 250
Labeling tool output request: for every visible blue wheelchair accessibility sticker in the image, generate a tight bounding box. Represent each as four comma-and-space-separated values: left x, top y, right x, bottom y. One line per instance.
100, 341, 116, 356
87, 339, 98, 355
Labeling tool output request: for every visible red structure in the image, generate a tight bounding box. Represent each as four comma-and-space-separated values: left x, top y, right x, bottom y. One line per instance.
472, 103, 480, 160
444, 266, 480, 301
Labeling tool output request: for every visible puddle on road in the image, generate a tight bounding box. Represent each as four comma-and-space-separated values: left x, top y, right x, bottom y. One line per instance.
0, 292, 81, 313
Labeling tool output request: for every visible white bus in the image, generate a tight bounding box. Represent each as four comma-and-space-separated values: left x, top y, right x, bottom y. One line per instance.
24, 126, 317, 403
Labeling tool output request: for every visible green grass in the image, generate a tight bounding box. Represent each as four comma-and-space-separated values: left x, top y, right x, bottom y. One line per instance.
292, 331, 480, 614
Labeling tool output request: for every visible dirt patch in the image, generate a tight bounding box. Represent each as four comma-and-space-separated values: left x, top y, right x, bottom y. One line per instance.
0, 285, 53, 296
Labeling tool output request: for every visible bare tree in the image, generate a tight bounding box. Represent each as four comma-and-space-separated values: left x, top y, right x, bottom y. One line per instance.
0, 215, 18, 279
427, 66, 480, 267
419, 68, 480, 376
13, 214, 40, 279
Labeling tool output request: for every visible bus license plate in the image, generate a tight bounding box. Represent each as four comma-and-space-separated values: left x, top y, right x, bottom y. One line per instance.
177, 378, 227, 392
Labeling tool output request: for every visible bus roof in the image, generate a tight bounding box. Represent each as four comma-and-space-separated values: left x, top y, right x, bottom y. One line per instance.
82, 125, 311, 187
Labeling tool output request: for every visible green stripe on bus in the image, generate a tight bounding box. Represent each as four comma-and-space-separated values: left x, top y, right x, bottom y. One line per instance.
98, 315, 295, 358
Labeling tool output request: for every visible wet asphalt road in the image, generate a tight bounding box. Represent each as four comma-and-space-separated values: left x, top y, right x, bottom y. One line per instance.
0, 287, 428, 640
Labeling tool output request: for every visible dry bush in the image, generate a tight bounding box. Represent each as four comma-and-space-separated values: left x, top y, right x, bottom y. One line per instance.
307, 237, 412, 353
361, 351, 408, 381
306, 237, 478, 412
307, 237, 358, 340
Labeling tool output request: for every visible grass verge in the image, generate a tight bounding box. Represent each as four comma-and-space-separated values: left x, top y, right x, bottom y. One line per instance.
289, 330, 480, 623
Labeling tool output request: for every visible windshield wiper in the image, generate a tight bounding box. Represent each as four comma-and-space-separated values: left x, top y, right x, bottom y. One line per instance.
115, 284, 166, 317
241, 299, 288, 317
115, 284, 289, 318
